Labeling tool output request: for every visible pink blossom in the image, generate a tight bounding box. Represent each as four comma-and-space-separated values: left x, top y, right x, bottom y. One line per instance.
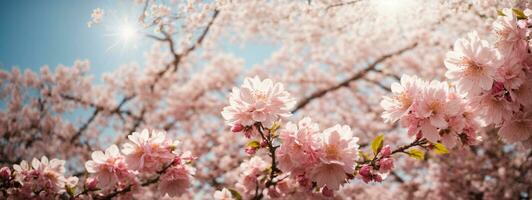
444, 31, 499, 96
380, 145, 391, 157
245, 146, 257, 155
378, 158, 394, 173
214, 188, 234, 200
496, 58, 526, 90
0, 166, 10, 180
472, 92, 516, 125
236, 157, 268, 193
12, 156, 73, 197
321, 186, 334, 197
121, 129, 177, 173
493, 8, 528, 57
510, 78, 532, 107
231, 124, 244, 132
438, 116, 466, 149
498, 111, 532, 144
221, 76, 296, 129
414, 80, 460, 142
87, 8, 104, 28
158, 165, 195, 197
86, 177, 99, 191
85, 145, 132, 189
150, 4, 171, 18
310, 124, 359, 190
277, 117, 320, 175
380, 74, 424, 123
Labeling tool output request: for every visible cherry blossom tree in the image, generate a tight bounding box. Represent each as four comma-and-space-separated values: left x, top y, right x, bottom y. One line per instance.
1, 0, 531, 199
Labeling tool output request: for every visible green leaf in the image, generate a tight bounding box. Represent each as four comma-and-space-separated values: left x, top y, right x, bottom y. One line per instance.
246, 140, 260, 149
497, 9, 506, 16
66, 186, 76, 197
407, 149, 425, 160
269, 122, 281, 136
433, 143, 449, 155
228, 188, 243, 200
358, 150, 371, 161
371, 134, 385, 155
512, 8, 527, 20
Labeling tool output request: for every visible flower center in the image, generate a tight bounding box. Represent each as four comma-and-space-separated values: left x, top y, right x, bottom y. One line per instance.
429, 101, 441, 114
396, 92, 412, 108
325, 144, 339, 160
461, 58, 483, 76
252, 90, 268, 101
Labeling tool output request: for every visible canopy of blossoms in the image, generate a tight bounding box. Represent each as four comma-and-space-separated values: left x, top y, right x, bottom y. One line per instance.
0, 0, 531, 199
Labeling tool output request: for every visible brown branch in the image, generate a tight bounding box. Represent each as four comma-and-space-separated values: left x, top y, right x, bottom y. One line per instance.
67, 95, 133, 143
292, 43, 418, 113
93, 163, 174, 200
326, 0, 362, 11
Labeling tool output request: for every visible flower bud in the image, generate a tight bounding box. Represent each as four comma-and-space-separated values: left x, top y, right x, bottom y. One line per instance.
296, 175, 311, 189
245, 146, 257, 155
380, 145, 391, 157
379, 158, 394, 173
231, 124, 244, 132
359, 165, 371, 177
0, 167, 11, 180
361, 175, 372, 183
173, 156, 182, 165
321, 186, 334, 197
260, 140, 268, 148
416, 132, 423, 140
86, 177, 98, 191
374, 174, 383, 182
267, 187, 281, 198
276, 181, 290, 194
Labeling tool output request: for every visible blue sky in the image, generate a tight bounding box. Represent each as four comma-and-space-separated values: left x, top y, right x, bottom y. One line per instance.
0, 0, 277, 81
0, 0, 149, 80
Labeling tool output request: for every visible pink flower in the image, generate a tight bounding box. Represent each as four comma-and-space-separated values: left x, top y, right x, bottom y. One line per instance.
213, 188, 233, 200
380, 145, 391, 157
87, 8, 104, 27
321, 186, 334, 197
414, 80, 460, 142
378, 158, 394, 173
380, 74, 424, 123
438, 116, 466, 149
496, 58, 526, 90
158, 165, 195, 197
498, 111, 532, 144
85, 145, 132, 189
510, 78, 532, 107
309, 125, 359, 190
444, 31, 499, 96
12, 156, 72, 197
236, 157, 268, 193
86, 177, 99, 191
277, 117, 320, 175
0, 166, 10, 180
472, 92, 517, 125
221, 76, 296, 129
121, 129, 177, 173
493, 8, 528, 57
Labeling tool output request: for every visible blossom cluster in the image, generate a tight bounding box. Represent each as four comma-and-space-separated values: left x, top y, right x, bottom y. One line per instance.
0, 129, 194, 199
381, 7, 532, 151
87, 8, 104, 28
221, 77, 363, 198
1, 157, 77, 199
445, 8, 532, 147
222, 76, 296, 136
380, 75, 481, 149
85, 129, 195, 197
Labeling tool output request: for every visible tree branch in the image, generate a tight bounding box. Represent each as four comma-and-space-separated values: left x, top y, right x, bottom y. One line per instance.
292, 43, 418, 113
